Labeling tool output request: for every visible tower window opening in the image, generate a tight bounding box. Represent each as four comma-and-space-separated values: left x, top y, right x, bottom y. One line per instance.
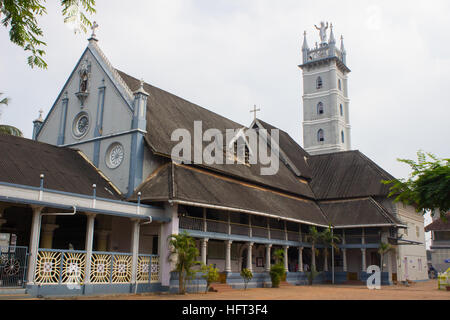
340, 104, 343, 116
317, 102, 324, 115
316, 77, 323, 89
341, 131, 345, 143
338, 79, 342, 90
317, 129, 324, 142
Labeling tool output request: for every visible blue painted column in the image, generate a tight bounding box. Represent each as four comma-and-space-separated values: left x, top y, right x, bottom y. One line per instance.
93, 80, 106, 167
57, 92, 69, 145
128, 80, 148, 197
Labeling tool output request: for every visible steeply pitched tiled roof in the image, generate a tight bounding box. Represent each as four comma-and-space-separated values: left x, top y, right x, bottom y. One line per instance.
132, 163, 329, 226
319, 198, 404, 227
254, 119, 312, 180
0, 134, 121, 199
308, 151, 395, 200
116, 69, 316, 199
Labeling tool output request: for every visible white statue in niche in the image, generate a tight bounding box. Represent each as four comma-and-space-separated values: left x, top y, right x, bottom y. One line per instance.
314, 21, 329, 44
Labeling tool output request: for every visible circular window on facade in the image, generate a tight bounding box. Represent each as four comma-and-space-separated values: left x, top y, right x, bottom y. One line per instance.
106, 143, 125, 169
72, 112, 90, 138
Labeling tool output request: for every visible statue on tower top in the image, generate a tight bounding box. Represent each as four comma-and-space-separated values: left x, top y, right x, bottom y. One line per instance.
314, 21, 329, 44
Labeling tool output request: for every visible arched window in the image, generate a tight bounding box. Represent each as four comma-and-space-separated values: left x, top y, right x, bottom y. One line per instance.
316, 77, 323, 89
338, 79, 342, 91
317, 102, 324, 115
340, 104, 343, 116
317, 129, 324, 142
341, 131, 345, 143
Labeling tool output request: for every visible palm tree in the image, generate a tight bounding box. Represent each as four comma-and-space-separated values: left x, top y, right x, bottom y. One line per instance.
321, 225, 341, 272
306, 226, 322, 272
378, 242, 393, 274
0, 93, 23, 137
167, 231, 201, 294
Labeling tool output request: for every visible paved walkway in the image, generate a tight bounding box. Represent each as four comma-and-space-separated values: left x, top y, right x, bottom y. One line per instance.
57, 280, 449, 300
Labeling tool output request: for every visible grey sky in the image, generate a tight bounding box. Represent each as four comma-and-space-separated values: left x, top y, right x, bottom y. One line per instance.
1, 1, 449, 246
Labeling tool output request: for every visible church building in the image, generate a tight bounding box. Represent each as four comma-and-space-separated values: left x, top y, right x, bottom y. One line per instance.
0, 22, 428, 297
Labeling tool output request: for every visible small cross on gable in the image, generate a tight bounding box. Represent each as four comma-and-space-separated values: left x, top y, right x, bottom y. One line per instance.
250, 105, 261, 121
90, 21, 99, 39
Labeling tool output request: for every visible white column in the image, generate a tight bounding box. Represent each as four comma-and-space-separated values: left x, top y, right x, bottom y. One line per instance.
160, 203, 179, 287
298, 247, 304, 272
27, 206, 43, 284
284, 246, 289, 272
84, 213, 96, 284
265, 244, 272, 272
201, 238, 208, 265
225, 240, 232, 273
202, 208, 207, 232
131, 220, 141, 284
342, 249, 348, 272
40, 215, 59, 249
361, 248, 367, 272
247, 242, 253, 272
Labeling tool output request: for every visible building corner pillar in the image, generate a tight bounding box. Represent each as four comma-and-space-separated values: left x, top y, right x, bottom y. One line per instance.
298, 247, 304, 272
27, 206, 44, 284
265, 244, 272, 272
201, 238, 209, 265
225, 240, 232, 273
84, 213, 96, 285
284, 246, 289, 272
247, 242, 254, 272
131, 220, 141, 285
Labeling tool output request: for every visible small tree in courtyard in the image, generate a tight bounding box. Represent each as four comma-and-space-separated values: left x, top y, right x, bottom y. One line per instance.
201, 264, 220, 294
167, 231, 200, 294
270, 249, 286, 288
378, 242, 393, 274
241, 268, 253, 290
321, 225, 341, 272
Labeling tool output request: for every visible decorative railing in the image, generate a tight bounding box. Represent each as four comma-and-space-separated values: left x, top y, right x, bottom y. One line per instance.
34, 249, 160, 285
180, 216, 204, 231
270, 229, 285, 240
287, 231, 300, 242
206, 219, 228, 234
252, 226, 268, 239
230, 224, 250, 237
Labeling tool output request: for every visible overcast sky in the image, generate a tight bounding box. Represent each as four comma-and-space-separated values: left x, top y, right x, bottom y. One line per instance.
1, 1, 448, 246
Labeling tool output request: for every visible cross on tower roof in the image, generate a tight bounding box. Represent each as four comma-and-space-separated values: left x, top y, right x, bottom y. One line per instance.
250, 105, 261, 121
90, 21, 99, 40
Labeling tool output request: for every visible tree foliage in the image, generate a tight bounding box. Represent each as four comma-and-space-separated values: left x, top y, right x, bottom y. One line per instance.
240, 268, 253, 290
200, 264, 219, 294
382, 151, 450, 220
1, 0, 96, 68
167, 232, 200, 295
0, 92, 23, 137
378, 242, 393, 274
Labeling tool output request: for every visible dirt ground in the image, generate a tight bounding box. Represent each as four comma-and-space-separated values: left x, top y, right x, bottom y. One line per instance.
56, 280, 449, 300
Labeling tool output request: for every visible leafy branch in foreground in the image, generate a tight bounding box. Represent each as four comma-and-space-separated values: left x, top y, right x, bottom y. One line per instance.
1, 0, 96, 69
382, 151, 450, 220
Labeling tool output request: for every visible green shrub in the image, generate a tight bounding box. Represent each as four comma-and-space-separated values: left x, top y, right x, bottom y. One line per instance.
201, 264, 220, 294
240, 268, 253, 290
270, 263, 285, 288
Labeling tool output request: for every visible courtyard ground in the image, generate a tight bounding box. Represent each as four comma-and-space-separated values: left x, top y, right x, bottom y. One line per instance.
55, 280, 449, 300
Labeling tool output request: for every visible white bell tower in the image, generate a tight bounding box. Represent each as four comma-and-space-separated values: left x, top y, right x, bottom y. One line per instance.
299, 22, 351, 155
